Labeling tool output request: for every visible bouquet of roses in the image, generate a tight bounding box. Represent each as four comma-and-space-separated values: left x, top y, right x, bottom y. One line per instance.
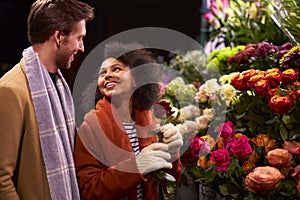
192, 119, 300, 199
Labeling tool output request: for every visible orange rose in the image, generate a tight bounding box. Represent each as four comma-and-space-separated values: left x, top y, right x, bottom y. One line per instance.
207, 160, 215, 168
249, 151, 259, 165
245, 166, 284, 193
251, 134, 275, 148
243, 160, 254, 174
197, 156, 208, 169
282, 141, 300, 155
265, 138, 277, 153
266, 149, 293, 167
251, 134, 266, 147
216, 137, 225, 149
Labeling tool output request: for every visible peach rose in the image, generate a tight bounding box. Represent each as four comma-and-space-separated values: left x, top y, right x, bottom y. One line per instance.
266, 149, 292, 167
245, 166, 284, 193
282, 141, 300, 155
291, 165, 300, 196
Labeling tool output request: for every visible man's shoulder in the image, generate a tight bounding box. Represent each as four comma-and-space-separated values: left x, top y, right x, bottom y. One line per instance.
0, 60, 27, 89
0, 60, 30, 100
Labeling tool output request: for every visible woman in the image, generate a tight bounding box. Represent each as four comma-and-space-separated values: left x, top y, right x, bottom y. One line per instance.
74, 42, 183, 200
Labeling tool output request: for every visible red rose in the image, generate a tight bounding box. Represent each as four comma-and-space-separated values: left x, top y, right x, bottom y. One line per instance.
294, 82, 300, 90
265, 69, 282, 89
230, 73, 249, 91
281, 69, 299, 85
180, 149, 198, 167
268, 94, 294, 114
253, 79, 270, 97
210, 149, 231, 172
268, 88, 279, 99
242, 69, 257, 81
153, 100, 174, 118
248, 71, 265, 88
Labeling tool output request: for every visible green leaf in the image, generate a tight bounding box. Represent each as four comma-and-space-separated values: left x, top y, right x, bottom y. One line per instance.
279, 125, 288, 141
219, 184, 229, 196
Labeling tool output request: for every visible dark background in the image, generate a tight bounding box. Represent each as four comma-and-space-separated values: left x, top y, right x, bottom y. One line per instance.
0, 0, 207, 90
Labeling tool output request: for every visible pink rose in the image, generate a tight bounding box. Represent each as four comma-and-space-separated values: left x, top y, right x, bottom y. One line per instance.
245, 166, 284, 193
210, 149, 231, 172
266, 148, 293, 167
224, 137, 237, 151
282, 141, 300, 155
190, 136, 210, 157
216, 121, 236, 138
230, 135, 252, 160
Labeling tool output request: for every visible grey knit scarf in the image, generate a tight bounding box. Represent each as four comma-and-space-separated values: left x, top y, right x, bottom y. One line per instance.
23, 46, 80, 200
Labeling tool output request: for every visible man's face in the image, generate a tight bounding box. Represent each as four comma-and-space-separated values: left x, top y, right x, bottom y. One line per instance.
56, 20, 86, 69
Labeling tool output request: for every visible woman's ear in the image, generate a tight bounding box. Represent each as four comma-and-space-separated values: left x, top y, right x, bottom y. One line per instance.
132, 78, 137, 88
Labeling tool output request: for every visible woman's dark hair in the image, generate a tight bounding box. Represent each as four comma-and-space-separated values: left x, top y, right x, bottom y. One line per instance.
28, 0, 94, 44
95, 42, 162, 110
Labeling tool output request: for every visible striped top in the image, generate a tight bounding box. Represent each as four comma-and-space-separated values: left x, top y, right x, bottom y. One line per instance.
123, 122, 144, 200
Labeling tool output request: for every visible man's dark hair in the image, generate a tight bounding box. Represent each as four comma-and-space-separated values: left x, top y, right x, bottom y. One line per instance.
27, 0, 94, 44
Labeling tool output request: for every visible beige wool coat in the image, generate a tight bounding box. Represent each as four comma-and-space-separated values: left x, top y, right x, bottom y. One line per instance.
0, 60, 51, 199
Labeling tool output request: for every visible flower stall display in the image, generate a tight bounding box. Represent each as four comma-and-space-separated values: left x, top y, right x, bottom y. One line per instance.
157, 42, 300, 200
154, 1, 300, 199
182, 45, 300, 199
204, 0, 289, 47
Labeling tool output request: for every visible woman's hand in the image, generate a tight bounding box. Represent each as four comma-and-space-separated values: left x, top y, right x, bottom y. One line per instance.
160, 123, 183, 154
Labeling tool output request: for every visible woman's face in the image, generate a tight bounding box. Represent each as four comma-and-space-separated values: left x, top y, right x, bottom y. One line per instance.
98, 57, 136, 100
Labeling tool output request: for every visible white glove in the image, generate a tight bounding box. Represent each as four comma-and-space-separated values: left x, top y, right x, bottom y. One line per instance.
161, 123, 183, 154
136, 143, 172, 176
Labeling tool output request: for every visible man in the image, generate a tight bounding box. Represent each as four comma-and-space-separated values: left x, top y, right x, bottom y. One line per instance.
0, 0, 94, 199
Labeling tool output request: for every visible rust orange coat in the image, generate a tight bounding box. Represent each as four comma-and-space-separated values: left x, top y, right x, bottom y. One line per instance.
74, 98, 182, 200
